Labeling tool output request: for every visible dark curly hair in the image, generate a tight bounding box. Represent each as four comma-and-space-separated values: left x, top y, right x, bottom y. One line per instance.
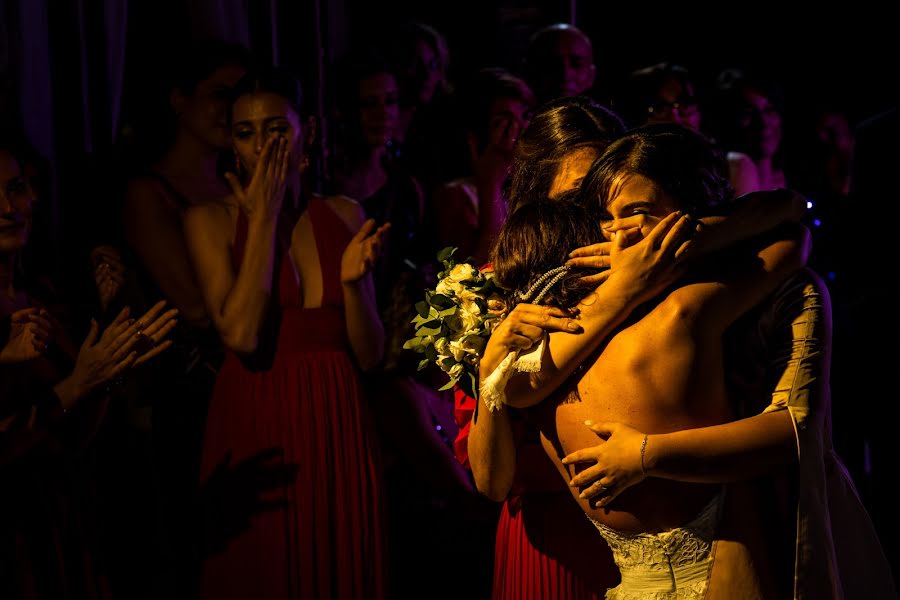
491, 198, 602, 310
578, 123, 733, 218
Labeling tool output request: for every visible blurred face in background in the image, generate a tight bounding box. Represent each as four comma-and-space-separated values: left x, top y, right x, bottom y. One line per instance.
398, 39, 444, 107
735, 87, 782, 160
530, 29, 596, 100
358, 72, 400, 148
173, 64, 247, 150
647, 76, 701, 132
231, 92, 303, 176
0, 150, 33, 254
481, 96, 532, 159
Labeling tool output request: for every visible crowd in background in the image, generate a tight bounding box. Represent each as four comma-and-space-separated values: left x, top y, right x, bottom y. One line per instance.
2, 15, 898, 600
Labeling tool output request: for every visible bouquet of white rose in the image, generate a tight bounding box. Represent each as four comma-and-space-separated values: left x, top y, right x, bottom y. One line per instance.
403, 247, 505, 399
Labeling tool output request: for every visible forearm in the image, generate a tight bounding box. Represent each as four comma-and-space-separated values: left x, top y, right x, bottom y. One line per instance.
644, 410, 797, 483
502, 276, 642, 407
218, 216, 279, 353
468, 401, 517, 501
691, 189, 806, 256
342, 276, 385, 371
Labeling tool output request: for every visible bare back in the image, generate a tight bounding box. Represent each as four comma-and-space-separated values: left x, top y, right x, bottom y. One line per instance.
539, 283, 732, 533
533, 227, 807, 534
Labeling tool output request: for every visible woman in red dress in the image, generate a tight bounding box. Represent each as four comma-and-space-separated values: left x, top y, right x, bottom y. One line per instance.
453, 97, 625, 599
185, 67, 389, 599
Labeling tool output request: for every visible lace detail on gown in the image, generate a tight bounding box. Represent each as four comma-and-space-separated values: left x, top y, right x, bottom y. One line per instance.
588, 491, 723, 600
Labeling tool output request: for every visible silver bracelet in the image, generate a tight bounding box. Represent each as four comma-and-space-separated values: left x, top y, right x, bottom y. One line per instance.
640, 434, 649, 476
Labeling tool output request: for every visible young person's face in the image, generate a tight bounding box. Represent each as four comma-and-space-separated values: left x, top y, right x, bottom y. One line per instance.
0, 150, 33, 254
231, 92, 303, 174
358, 72, 400, 148
175, 64, 247, 150
548, 146, 599, 199
597, 173, 678, 241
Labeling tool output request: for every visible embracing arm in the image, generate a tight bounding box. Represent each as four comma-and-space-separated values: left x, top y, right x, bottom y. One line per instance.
567, 266, 826, 507
497, 211, 697, 408
687, 188, 807, 257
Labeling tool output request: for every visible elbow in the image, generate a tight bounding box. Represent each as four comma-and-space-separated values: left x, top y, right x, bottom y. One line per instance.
473, 470, 511, 502
357, 351, 382, 373
221, 328, 257, 355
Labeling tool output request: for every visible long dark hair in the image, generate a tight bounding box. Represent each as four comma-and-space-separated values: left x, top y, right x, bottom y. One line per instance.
508, 96, 624, 213
229, 67, 304, 122
579, 123, 733, 218
491, 198, 601, 310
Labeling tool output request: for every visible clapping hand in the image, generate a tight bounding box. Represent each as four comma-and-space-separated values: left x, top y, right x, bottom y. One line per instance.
61, 300, 178, 404
224, 136, 290, 221
91, 245, 126, 312
0, 308, 54, 363
340, 219, 390, 284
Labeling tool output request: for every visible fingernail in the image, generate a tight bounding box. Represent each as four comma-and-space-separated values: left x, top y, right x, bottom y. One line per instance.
579, 492, 586, 499
567, 321, 581, 332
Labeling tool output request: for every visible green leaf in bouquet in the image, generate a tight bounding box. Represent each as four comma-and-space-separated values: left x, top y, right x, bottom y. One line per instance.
473, 296, 488, 315
402, 336, 425, 352
417, 358, 430, 371
415, 301, 430, 318
436, 246, 457, 263
457, 371, 478, 399
438, 305, 457, 318
438, 378, 458, 392
424, 344, 438, 362
439, 356, 456, 370
430, 294, 455, 309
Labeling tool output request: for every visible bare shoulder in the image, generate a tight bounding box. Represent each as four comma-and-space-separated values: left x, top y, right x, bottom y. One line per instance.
184, 198, 235, 233
322, 194, 366, 231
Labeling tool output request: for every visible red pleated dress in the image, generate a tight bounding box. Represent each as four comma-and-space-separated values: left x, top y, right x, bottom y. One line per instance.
199, 198, 385, 599
455, 389, 618, 600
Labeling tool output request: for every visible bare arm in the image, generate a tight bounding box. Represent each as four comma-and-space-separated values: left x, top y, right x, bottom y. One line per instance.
335, 198, 388, 371
124, 179, 210, 326
510, 191, 808, 408
686, 188, 807, 257
498, 211, 696, 408
468, 304, 583, 500
564, 412, 796, 507
184, 137, 288, 354
467, 398, 517, 501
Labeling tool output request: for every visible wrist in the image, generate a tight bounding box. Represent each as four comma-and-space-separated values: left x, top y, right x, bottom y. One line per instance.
53, 376, 84, 410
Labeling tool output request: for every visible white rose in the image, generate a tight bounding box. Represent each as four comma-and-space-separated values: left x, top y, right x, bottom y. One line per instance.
448, 263, 480, 284
448, 339, 467, 362
460, 335, 486, 355
435, 278, 465, 298
457, 288, 483, 314
444, 313, 465, 335
458, 306, 481, 332
434, 337, 449, 355
448, 362, 465, 380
